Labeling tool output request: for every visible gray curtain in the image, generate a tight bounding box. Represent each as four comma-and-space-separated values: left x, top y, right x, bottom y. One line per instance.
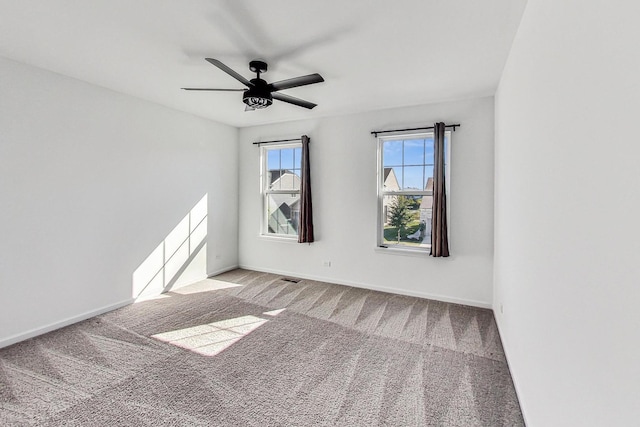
430, 122, 449, 257
298, 135, 314, 243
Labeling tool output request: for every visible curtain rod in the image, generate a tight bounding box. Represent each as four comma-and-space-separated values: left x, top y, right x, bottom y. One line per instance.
371, 124, 460, 137
252, 138, 303, 146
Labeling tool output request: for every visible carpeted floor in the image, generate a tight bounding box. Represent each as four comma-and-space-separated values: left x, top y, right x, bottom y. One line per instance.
0, 269, 524, 426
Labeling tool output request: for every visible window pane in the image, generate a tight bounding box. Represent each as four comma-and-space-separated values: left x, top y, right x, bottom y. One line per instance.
425, 166, 434, 188
269, 169, 300, 191
383, 140, 403, 167
291, 168, 301, 187
403, 166, 424, 191
280, 148, 294, 170
403, 139, 425, 165
425, 137, 435, 163
267, 150, 280, 171
383, 166, 402, 190
269, 170, 301, 191
268, 170, 281, 190
294, 147, 302, 169
266, 193, 300, 235
381, 194, 431, 248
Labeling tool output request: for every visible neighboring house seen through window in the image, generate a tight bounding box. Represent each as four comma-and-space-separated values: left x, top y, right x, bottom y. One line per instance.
262, 143, 302, 238
378, 132, 450, 251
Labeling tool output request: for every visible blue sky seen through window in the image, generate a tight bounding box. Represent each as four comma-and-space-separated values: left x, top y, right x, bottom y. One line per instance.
267, 147, 301, 171
383, 137, 435, 191
267, 147, 302, 191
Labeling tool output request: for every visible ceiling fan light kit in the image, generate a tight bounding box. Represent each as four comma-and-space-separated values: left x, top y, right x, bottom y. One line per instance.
243, 61, 272, 109
243, 93, 272, 109
182, 58, 324, 110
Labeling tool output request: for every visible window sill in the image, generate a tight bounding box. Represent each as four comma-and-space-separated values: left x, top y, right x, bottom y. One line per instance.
374, 245, 431, 257
259, 234, 299, 243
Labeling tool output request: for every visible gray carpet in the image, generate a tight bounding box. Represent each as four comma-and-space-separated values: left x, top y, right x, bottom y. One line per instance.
0, 269, 524, 426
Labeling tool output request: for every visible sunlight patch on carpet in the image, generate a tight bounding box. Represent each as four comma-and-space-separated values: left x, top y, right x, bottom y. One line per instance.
170, 279, 243, 295
152, 312, 282, 356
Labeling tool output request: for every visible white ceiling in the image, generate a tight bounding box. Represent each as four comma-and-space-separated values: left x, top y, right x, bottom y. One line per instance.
0, 0, 526, 128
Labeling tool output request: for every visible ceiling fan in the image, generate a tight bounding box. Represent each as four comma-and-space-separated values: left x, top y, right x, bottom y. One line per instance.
182, 58, 324, 110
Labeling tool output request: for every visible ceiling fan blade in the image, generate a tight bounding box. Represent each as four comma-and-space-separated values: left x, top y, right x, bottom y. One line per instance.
268, 73, 324, 92
272, 93, 317, 109
205, 58, 253, 87
181, 88, 245, 91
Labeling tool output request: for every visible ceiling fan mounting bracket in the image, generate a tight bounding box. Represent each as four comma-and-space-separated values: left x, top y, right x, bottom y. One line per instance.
249, 60, 268, 74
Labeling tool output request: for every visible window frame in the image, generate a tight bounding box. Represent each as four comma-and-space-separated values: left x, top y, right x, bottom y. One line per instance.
376, 131, 451, 252
260, 142, 303, 239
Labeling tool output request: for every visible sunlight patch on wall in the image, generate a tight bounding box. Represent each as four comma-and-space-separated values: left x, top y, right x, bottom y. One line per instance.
132, 194, 208, 300
151, 311, 283, 356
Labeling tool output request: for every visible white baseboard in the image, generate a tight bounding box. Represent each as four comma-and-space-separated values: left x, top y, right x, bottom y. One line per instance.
237, 264, 492, 309
207, 264, 240, 279
0, 298, 134, 349
493, 314, 530, 427
150, 264, 241, 297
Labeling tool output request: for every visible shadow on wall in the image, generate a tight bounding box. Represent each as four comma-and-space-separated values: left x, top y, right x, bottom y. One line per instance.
132, 194, 208, 300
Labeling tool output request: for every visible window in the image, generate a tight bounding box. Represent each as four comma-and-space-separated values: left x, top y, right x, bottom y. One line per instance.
261, 143, 302, 238
377, 132, 450, 251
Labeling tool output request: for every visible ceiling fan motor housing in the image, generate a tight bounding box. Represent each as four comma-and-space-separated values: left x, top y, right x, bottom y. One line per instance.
243, 78, 273, 109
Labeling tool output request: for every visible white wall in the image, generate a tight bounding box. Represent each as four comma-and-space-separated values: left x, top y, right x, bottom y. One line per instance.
0, 57, 238, 347
494, 1, 640, 425
239, 97, 495, 307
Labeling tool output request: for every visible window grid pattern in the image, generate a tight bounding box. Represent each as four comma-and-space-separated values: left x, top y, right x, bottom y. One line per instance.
262, 144, 302, 237
378, 132, 448, 250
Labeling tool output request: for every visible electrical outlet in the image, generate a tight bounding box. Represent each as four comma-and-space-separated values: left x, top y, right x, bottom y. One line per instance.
500, 303, 504, 314
323, 261, 331, 267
